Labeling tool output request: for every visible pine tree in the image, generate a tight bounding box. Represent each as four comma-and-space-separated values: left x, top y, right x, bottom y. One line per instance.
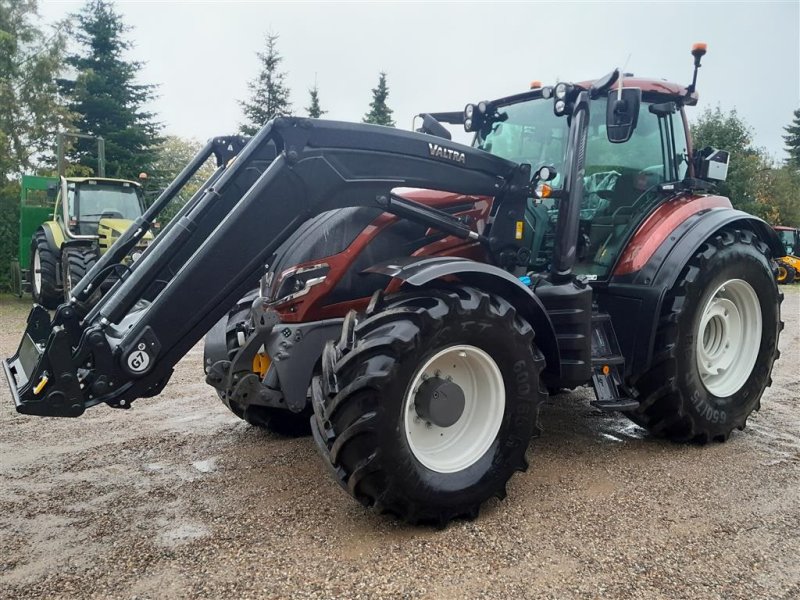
60, 0, 162, 179
239, 33, 292, 135
306, 83, 326, 118
363, 72, 395, 127
784, 107, 800, 168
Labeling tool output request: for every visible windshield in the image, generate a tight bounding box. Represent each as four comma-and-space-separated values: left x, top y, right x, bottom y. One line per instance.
70, 183, 143, 222
778, 229, 796, 255
474, 98, 567, 188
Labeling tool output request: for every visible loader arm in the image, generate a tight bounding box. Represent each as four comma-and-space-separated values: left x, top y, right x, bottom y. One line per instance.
5, 117, 533, 417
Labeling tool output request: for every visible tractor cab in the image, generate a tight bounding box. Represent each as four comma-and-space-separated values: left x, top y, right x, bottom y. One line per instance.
55, 177, 145, 241
775, 226, 798, 256
470, 76, 697, 280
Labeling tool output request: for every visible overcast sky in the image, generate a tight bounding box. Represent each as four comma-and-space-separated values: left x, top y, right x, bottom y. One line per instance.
39, 0, 799, 160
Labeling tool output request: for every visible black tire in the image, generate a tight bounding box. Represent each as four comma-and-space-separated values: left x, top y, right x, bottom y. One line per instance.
783, 265, 796, 285
30, 229, 61, 309
311, 285, 547, 526
211, 290, 312, 437
627, 228, 782, 443
62, 246, 98, 304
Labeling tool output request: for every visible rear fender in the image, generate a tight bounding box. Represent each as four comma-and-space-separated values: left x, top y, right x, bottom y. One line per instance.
365, 256, 560, 377
605, 206, 782, 380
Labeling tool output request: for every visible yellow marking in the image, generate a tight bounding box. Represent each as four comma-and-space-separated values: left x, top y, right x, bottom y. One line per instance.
515, 220, 524, 240
33, 374, 49, 395
252, 353, 271, 378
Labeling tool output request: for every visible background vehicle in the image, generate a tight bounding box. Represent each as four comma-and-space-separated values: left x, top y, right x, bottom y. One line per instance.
5, 45, 783, 525
774, 225, 799, 284
11, 133, 152, 308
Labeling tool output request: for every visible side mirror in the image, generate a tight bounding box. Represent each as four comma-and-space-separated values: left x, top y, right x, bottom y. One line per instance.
419, 113, 452, 140
606, 88, 641, 143
47, 184, 57, 200
695, 147, 729, 182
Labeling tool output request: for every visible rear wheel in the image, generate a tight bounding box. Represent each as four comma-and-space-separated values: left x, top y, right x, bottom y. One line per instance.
311, 286, 546, 525
30, 229, 61, 309
627, 228, 782, 443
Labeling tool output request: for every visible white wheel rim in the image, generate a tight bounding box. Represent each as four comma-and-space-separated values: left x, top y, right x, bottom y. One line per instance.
696, 279, 762, 397
403, 344, 505, 473
33, 249, 42, 292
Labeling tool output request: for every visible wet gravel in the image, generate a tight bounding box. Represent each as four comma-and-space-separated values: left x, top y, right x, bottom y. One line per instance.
0, 289, 798, 599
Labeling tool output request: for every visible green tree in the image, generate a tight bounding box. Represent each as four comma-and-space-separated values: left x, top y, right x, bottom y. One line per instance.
149, 136, 217, 224
59, 0, 162, 179
0, 0, 71, 182
306, 83, 326, 118
759, 166, 800, 226
0, 0, 71, 292
783, 107, 800, 168
691, 106, 766, 218
363, 72, 395, 126
239, 33, 292, 135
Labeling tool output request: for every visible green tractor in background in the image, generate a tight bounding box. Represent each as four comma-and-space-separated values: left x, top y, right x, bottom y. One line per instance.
11, 133, 152, 309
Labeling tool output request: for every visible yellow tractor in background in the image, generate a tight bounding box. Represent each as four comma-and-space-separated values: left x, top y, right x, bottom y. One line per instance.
13, 132, 153, 308
774, 226, 799, 284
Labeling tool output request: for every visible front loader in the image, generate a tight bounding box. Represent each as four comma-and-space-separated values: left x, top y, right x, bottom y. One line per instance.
5, 45, 783, 526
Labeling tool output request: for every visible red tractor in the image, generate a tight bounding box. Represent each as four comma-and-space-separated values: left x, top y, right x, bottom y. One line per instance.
5, 45, 783, 525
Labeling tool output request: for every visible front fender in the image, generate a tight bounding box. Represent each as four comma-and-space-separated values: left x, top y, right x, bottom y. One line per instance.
366, 256, 560, 377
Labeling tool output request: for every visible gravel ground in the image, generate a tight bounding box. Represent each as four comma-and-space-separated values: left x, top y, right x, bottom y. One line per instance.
1, 288, 798, 599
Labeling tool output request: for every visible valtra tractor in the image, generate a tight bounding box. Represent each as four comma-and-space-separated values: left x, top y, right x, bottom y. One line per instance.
4, 45, 784, 525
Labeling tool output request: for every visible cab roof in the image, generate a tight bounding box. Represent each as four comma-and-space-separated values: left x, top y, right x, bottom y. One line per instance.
575, 77, 698, 106
65, 176, 142, 188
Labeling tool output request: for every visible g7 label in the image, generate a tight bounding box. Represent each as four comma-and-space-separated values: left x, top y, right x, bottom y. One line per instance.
127, 349, 150, 373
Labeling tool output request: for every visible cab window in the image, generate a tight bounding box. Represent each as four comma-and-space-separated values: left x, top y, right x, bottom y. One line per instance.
575, 97, 687, 278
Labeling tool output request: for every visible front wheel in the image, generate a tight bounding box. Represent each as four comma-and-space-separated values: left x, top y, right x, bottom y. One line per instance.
311, 286, 546, 525
627, 228, 782, 443
776, 262, 796, 285
62, 246, 98, 304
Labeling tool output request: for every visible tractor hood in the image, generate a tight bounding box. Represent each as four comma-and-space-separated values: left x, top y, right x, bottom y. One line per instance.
97, 218, 154, 255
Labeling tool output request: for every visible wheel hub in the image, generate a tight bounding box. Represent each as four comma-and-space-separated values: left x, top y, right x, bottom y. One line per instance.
696, 279, 762, 398
403, 345, 505, 474
414, 377, 466, 428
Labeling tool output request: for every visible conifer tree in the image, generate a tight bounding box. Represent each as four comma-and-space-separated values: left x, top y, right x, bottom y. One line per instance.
363, 72, 395, 127
239, 33, 292, 135
783, 107, 800, 168
306, 83, 326, 118
60, 0, 162, 178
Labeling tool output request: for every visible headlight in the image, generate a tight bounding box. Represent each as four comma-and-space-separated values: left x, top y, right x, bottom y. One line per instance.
272, 263, 330, 304
464, 118, 472, 130
554, 100, 566, 115
478, 101, 488, 114
554, 83, 568, 100
464, 104, 474, 119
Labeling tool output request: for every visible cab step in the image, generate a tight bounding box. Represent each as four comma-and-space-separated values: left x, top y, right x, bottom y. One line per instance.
590, 398, 640, 412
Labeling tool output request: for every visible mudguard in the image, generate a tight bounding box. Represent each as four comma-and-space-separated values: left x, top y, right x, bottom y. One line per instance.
40, 221, 65, 252
604, 206, 783, 380
365, 256, 561, 377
